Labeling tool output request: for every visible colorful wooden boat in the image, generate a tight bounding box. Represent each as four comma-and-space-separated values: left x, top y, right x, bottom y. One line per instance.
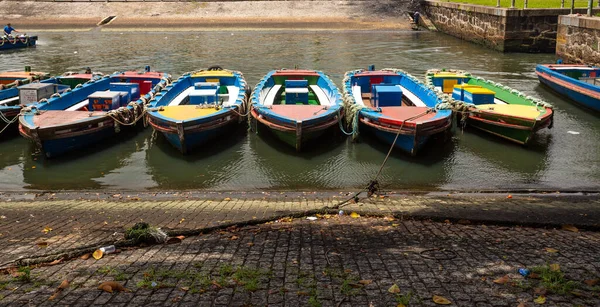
0, 71, 52, 135
250, 69, 343, 151
19, 68, 171, 158
343, 68, 452, 156
426, 69, 554, 145
536, 64, 600, 113
147, 67, 248, 154
0, 35, 37, 50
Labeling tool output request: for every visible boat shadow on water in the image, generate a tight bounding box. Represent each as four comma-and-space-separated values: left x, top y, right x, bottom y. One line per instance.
22, 127, 147, 190
252, 123, 347, 159
150, 123, 249, 161
355, 129, 456, 165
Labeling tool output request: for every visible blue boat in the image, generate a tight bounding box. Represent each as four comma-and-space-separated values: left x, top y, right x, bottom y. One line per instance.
342, 68, 452, 156
536, 64, 600, 113
250, 69, 343, 151
19, 68, 171, 158
0, 72, 96, 136
0, 35, 37, 50
147, 67, 248, 154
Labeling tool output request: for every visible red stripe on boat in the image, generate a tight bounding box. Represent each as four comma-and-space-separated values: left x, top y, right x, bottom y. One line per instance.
268, 105, 330, 121
272, 70, 319, 77
354, 71, 397, 77
536, 71, 600, 100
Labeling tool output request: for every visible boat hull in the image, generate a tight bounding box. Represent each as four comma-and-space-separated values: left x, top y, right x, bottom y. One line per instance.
536, 65, 600, 113
20, 123, 115, 158
362, 122, 429, 155
466, 111, 552, 145
149, 113, 241, 154
0, 36, 37, 50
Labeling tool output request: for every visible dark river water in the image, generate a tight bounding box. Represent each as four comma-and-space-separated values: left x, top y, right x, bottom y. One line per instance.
0, 30, 598, 191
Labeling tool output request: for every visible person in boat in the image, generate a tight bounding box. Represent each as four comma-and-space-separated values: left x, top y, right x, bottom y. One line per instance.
3, 23, 19, 37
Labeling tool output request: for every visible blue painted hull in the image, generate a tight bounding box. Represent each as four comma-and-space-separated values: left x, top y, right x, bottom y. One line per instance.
161, 120, 237, 153
0, 36, 37, 50
364, 123, 429, 155
41, 127, 115, 158
536, 64, 600, 113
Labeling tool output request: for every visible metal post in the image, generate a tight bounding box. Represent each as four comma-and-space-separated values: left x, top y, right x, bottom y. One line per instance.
524, 0, 528, 8
511, 0, 515, 8
561, 0, 565, 8
588, 0, 593, 16
571, 0, 575, 14
497, 0, 500, 7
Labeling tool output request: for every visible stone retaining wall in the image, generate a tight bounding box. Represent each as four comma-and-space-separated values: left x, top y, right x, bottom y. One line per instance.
557, 15, 600, 66
423, 0, 597, 53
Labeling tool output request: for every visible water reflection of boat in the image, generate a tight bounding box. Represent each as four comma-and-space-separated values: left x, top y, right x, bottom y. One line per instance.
449, 130, 551, 187
21, 129, 150, 190
145, 125, 248, 190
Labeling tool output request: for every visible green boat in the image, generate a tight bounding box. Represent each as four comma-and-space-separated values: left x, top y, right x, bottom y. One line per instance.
425, 69, 554, 145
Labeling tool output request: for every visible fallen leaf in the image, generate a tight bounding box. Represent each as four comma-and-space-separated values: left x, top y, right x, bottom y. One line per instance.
549, 263, 560, 272
432, 295, 451, 305
517, 302, 527, 307
350, 212, 360, 218
247, 242, 254, 246
533, 296, 546, 304
224, 197, 231, 201
561, 224, 579, 232
98, 281, 130, 293
176, 235, 185, 240
180, 286, 189, 291
179, 218, 185, 224
493, 275, 510, 285
48, 259, 62, 266
359, 279, 373, 285
93, 249, 104, 260
80, 253, 91, 260
388, 284, 400, 293
172, 296, 182, 303
544, 247, 558, 253
230, 235, 239, 240
397, 304, 406, 307
584, 279, 599, 286
297, 291, 309, 296
42, 226, 53, 234
529, 272, 540, 279
103, 221, 108, 225
37, 242, 48, 248
58, 279, 69, 290
48, 292, 60, 301
507, 194, 513, 199
457, 219, 471, 225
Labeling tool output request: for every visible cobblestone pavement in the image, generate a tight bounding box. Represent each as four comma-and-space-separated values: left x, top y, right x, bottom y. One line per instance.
0, 193, 599, 306
0, 215, 599, 306
0, 193, 598, 268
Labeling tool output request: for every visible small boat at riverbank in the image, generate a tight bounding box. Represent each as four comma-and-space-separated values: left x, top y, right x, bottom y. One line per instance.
0, 70, 52, 136
343, 68, 452, 156
536, 64, 600, 113
0, 35, 37, 50
250, 69, 343, 151
147, 67, 248, 154
426, 69, 554, 145
19, 67, 171, 158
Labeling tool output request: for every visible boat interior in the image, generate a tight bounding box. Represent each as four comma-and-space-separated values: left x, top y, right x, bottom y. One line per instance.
351, 74, 426, 108
550, 66, 600, 85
